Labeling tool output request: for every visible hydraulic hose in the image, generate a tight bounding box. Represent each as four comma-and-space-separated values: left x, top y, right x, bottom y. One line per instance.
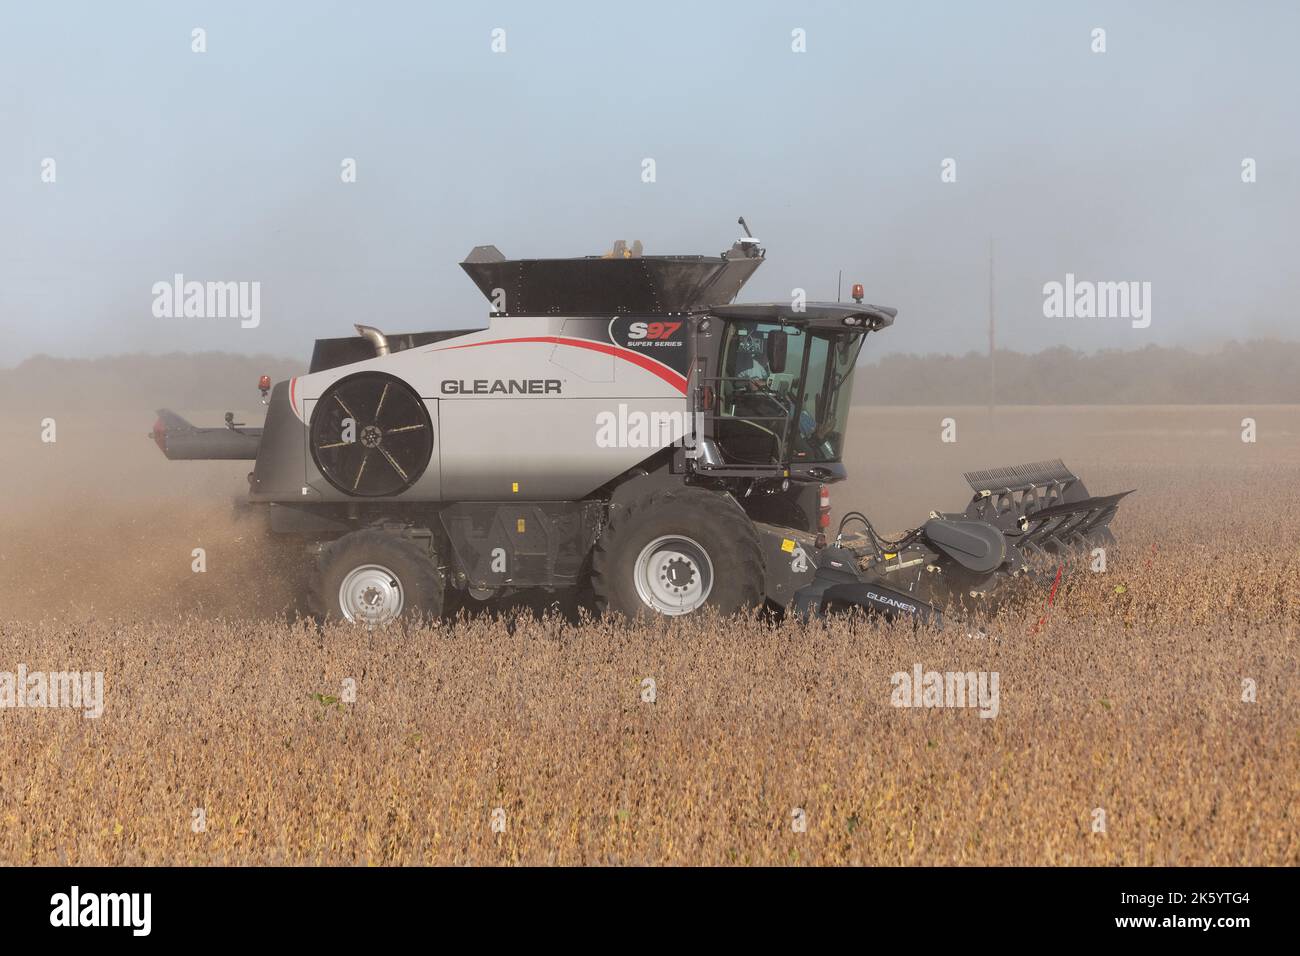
836, 511, 921, 559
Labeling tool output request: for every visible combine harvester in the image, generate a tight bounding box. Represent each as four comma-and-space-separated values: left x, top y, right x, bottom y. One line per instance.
152, 224, 1129, 626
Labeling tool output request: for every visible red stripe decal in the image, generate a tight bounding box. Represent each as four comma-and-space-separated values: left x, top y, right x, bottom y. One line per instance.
431, 336, 688, 394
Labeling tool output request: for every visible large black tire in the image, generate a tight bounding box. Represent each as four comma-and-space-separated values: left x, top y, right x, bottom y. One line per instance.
591, 487, 764, 620
309, 529, 444, 625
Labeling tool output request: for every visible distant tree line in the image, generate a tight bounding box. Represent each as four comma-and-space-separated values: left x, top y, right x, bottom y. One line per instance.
1, 352, 301, 414
852, 341, 1300, 405
2, 341, 1297, 412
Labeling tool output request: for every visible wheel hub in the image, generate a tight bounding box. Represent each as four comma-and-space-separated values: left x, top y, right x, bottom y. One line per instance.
338, 564, 403, 625
663, 556, 696, 591
633, 535, 714, 615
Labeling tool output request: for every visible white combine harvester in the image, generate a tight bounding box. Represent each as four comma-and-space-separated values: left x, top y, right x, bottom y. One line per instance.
153, 224, 1128, 625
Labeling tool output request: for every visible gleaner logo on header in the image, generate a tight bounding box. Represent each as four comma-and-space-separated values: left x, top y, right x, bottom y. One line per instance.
441, 379, 562, 395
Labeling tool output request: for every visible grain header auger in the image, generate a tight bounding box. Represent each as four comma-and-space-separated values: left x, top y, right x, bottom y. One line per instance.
150, 222, 1130, 627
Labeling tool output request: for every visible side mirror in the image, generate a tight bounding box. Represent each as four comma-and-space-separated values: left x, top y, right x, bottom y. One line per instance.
766, 330, 788, 374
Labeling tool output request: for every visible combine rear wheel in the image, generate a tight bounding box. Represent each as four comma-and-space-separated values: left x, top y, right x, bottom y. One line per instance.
591, 487, 764, 619
309, 529, 444, 626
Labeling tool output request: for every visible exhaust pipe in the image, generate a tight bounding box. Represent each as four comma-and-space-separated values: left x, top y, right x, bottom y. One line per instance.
354, 324, 390, 357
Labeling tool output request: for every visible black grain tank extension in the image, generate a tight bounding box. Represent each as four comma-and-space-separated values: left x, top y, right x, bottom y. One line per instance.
459, 241, 764, 315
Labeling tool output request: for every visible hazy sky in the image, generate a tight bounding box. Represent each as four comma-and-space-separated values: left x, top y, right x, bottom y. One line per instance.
3, 0, 1297, 366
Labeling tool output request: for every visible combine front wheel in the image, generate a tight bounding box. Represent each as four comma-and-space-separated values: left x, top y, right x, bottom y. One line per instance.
591, 488, 764, 619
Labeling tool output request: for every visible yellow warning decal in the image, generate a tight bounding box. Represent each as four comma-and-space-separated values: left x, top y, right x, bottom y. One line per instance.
883, 552, 897, 560
781, 539, 796, 553
511, 482, 519, 493
516, 518, 526, 533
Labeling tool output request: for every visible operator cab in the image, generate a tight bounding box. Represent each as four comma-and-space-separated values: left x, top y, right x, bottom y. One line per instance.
698, 302, 894, 480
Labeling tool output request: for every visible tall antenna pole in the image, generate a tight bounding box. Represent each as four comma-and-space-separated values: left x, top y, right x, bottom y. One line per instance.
988, 238, 996, 421
837, 269, 842, 303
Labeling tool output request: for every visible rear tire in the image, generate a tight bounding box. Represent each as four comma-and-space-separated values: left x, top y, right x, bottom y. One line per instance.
309, 529, 444, 626
591, 487, 764, 620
